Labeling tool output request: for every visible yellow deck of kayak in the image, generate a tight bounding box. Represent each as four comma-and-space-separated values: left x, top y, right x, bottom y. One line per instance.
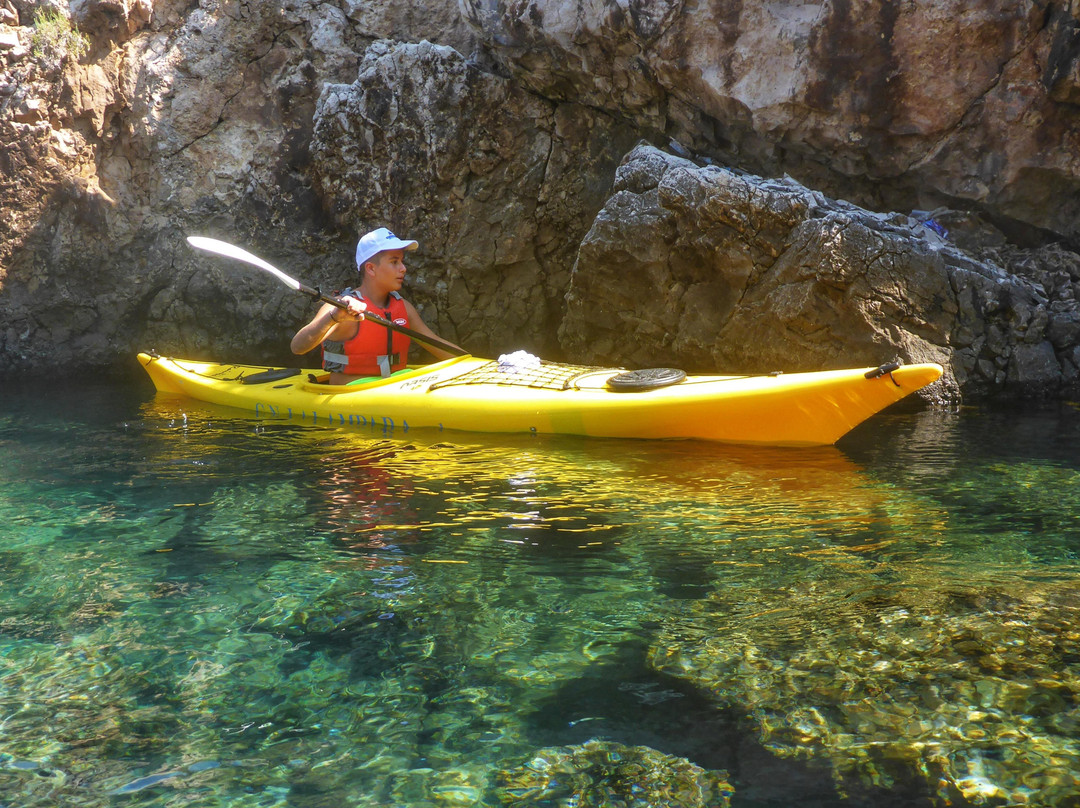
137, 352, 943, 446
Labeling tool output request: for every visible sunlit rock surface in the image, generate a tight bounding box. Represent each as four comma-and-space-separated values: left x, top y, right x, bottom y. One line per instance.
461, 0, 1080, 246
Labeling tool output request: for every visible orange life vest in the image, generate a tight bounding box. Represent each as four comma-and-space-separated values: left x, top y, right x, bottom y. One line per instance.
322, 291, 410, 377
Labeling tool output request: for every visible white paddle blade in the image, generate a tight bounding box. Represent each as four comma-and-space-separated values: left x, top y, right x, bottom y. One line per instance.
186, 236, 302, 291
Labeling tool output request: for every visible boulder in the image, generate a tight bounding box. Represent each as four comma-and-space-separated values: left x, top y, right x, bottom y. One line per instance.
560, 145, 1080, 399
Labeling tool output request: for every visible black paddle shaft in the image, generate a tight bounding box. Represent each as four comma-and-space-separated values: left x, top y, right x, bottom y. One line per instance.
299, 281, 467, 357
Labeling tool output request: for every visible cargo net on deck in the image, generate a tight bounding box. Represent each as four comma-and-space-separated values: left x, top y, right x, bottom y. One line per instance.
429, 359, 609, 392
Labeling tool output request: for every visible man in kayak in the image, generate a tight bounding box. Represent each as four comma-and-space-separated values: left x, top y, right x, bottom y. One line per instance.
290, 227, 462, 384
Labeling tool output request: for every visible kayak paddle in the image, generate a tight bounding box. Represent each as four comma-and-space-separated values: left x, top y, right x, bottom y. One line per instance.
186, 236, 467, 357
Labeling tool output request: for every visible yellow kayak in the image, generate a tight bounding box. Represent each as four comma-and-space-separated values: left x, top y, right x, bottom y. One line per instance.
137, 351, 943, 446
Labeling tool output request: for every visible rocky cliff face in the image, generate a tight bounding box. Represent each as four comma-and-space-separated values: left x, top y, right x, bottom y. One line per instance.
2, 0, 1080, 399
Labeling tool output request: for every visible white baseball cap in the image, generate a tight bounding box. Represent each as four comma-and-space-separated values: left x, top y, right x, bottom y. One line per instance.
355, 227, 418, 268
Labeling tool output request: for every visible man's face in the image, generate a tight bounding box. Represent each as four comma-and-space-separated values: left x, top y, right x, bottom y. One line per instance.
368, 249, 407, 289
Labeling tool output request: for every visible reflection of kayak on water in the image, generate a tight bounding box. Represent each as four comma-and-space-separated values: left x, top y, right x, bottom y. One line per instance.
138, 352, 943, 447
139, 393, 948, 571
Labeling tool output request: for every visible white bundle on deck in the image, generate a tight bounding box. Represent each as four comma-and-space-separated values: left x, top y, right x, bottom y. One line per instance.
496, 350, 542, 374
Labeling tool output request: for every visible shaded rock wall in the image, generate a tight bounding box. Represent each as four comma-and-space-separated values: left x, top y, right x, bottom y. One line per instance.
0, 0, 489, 374
308, 40, 640, 357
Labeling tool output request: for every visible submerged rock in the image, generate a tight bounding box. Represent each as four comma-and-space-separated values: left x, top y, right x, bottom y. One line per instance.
494, 739, 733, 807
650, 576, 1080, 807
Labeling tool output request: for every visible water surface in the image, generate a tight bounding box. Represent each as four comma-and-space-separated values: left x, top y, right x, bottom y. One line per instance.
1, 377, 1078, 806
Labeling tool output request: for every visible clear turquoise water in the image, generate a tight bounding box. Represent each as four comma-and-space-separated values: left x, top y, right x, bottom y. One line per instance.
1, 377, 1079, 806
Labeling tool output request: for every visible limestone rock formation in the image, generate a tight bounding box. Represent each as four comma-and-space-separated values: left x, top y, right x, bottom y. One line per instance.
561, 145, 1080, 400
